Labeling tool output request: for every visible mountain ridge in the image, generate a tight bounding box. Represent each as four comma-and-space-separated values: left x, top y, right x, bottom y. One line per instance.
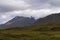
0, 16, 35, 29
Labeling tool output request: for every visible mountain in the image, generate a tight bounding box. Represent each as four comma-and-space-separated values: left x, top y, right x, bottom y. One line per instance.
0, 13, 60, 40
0, 16, 35, 29
36, 13, 60, 24
0, 13, 60, 30
20, 13, 60, 31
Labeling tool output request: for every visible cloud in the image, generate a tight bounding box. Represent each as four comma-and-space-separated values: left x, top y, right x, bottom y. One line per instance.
0, 0, 60, 24
22, 0, 50, 9
50, 0, 60, 7
0, 0, 59, 13
0, 0, 30, 12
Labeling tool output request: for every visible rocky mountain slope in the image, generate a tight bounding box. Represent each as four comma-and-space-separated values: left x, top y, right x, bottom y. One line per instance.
0, 16, 35, 29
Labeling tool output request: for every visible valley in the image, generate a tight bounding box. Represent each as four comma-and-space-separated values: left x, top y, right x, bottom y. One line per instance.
0, 13, 60, 40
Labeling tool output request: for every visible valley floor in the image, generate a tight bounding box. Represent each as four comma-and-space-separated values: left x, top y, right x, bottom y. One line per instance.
0, 30, 60, 40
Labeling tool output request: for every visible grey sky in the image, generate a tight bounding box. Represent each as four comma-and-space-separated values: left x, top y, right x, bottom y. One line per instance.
0, 0, 60, 24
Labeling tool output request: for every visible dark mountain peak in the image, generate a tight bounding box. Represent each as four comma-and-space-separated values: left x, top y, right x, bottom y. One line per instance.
36, 13, 60, 23
12, 16, 28, 20
5, 16, 29, 24
30, 16, 35, 19
46, 13, 60, 18
0, 16, 35, 29
14, 16, 29, 19
14, 16, 22, 19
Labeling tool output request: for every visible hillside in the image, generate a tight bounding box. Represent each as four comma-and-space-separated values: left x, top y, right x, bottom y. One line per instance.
36, 13, 60, 23
0, 16, 35, 29
18, 13, 60, 31
2, 13, 60, 31
0, 13, 60, 40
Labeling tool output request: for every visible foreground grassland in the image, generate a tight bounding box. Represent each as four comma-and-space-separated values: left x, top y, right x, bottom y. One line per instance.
0, 29, 60, 40
0, 23, 60, 40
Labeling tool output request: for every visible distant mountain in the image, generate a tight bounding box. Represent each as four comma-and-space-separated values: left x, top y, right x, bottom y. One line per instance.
36, 13, 60, 24
21, 13, 60, 31
0, 13, 60, 40
1, 13, 60, 30
0, 16, 35, 29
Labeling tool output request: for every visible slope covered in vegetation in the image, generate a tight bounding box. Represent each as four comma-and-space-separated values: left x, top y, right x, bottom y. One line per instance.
0, 13, 60, 40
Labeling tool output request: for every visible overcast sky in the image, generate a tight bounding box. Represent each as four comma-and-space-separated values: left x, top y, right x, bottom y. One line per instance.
0, 0, 60, 24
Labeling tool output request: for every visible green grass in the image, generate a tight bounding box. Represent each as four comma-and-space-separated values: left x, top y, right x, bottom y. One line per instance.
0, 21, 60, 40
0, 29, 60, 40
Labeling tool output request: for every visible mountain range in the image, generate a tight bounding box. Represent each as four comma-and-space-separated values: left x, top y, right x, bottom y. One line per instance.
0, 13, 60, 30
0, 16, 35, 29
20, 13, 60, 31
32, 13, 60, 31
0, 13, 60, 40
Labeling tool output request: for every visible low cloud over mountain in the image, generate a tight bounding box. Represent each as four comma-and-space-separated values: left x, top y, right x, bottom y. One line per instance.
0, 0, 60, 24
